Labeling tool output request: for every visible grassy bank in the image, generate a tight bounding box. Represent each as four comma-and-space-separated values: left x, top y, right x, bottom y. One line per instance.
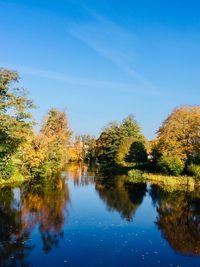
128, 169, 199, 192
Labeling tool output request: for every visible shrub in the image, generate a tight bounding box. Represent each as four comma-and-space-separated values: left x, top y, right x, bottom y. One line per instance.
0, 159, 16, 180
158, 155, 184, 176
128, 169, 144, 179
188, 164, 200, 178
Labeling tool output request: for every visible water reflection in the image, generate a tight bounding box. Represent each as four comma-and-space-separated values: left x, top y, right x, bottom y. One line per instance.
96, 175, 147, 221
21, 178, 70, 253
1, 165, 200, 266
150, 185, 200, 256
65, 163, 95, 186
66, 165, 147, 221
0, 177, 70, 266
0, 187, 33, 267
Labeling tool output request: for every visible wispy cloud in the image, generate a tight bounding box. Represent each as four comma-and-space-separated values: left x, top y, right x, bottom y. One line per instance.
67, 10, 156, 90
3, 64, 159, 96
2, 7, 159, 96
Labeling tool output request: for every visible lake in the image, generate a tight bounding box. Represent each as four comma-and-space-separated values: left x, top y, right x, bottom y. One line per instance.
0, 164, 200, 267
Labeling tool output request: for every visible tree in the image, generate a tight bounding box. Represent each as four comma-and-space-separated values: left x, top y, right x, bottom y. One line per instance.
157, 154, 185, 176
155, 106, 200, 175
0, 68, 34, 179
96, 121, 120, 166
20, 109, 72, 178
96, 115, 146, 167
115, 137, 134, 167
68, 135, 84, 162
19, 133, 49, 176
156, 106, 200, 161
40, 109, 72, 175
127, 140, 147, 164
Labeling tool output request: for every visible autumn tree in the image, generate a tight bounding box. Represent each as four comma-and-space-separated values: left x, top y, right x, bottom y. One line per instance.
68, 135, 84, 162
40, 109, 71, 175
20, 109, 71, 178
0, 68, 34, 179
155, 106, 200, 175
19, 133, 49, 177
68, 135, 96, 163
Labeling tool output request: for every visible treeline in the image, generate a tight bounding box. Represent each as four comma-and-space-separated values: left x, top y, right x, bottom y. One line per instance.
96, 106, 200, 177
1, 68, 200, 182
65, 103, 200, 178
95, 107, 200, 178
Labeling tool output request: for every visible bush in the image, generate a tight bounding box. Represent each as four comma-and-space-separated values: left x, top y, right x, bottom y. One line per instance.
128, 169, 144, 179
188, 164, 200, 178
0, 159, 16, 180
158, 155, 184, 176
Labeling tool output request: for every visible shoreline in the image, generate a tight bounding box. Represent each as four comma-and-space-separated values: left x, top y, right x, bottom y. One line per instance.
128, 169, 199, 192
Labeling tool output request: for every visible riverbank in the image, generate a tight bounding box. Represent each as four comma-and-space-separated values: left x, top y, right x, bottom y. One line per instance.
96, 164, 200, 191
128, 169, 199, 191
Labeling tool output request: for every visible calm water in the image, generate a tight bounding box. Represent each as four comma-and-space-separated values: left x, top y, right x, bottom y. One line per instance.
1, 165, 200, 267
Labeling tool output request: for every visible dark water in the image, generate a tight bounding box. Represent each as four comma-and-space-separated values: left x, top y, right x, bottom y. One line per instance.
1, 165, 200, 267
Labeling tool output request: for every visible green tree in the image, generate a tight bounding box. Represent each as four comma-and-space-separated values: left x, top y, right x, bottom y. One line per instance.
96, 115, 145, 167
0, 68, 34, 179
127, 140, 147, 165
115, 137, 134, 166
96, 121, 120, 166
158, 154, 184, 176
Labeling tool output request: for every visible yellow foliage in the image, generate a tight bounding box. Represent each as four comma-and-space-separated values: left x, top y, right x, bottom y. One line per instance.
156, 106, 200, 160
20, 133, 49, 170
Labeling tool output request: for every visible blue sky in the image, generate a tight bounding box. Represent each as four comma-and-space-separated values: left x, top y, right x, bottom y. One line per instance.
0, 0, 200, 139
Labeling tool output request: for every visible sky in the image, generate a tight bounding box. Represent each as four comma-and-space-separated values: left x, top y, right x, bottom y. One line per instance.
0, 0, 200, 139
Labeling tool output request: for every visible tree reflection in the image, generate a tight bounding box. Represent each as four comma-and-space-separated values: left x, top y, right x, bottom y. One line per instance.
21, 178, 70, 253
0, 187, 33, 267
66, 163, 96, 186
0, 176, 70, 266
96, 175, 146, 221
150, 185, 200, 256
